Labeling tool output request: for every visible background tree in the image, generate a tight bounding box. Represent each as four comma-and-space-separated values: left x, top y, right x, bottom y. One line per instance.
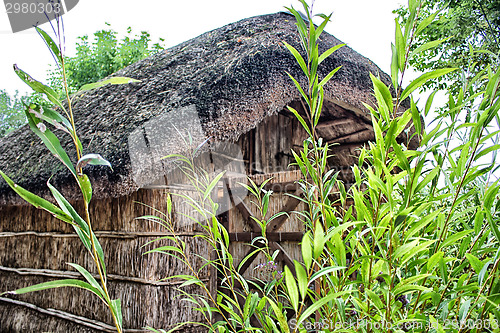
0, 26, 164, 137
48, 24, 165, 93
396, 0, 500, 92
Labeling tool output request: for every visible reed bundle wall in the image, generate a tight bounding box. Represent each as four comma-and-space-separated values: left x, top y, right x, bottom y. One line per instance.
0, 188, 210, 332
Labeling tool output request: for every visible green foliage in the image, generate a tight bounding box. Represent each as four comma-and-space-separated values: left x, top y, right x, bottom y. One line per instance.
0, 89, 29, 137
48, 24, 164, 93
395, 0, 500, 93
0, 22, 136, 333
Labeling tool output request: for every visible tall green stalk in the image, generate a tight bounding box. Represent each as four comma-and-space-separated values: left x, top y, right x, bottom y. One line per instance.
0, 19, 140, 333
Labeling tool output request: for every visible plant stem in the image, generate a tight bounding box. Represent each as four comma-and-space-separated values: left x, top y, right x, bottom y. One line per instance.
60, 56, 81, 161
84, 202, 122, 333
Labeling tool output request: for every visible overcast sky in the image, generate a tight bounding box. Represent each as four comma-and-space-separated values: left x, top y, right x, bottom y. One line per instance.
0, 0, 406, 96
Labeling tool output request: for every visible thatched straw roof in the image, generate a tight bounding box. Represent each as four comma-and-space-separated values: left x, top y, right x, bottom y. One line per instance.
0, 12, 393, 205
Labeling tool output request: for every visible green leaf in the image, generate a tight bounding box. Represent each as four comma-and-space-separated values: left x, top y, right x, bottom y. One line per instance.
411, 38, 450, 56
401, 68, 457, 101
371, 113, 385, 154
91, 232, 107, 278
283, 41, 308, 78
10, 279, 105, 301
67, 263, 106, 301
421, 121, 442, 146
294, 261, 307, 300
439, 257, 448, 285
285, 6, 308, 49
79, 77, 141, 92
487, 211, 500, 243
314, 13, 332, 41
266, 297, 290, 333
366, 289, 384, 310
0, 171, 72, 224
144, 245, 185, 256
332, 232, 346, 267
286, 72, 309, 105
429, 314, 446, 333
284, 266, 299, 312
415, 11, 439, 35
38, 106, 72, 133
110, 299, 123, 330
313, 221, 325, 259
465, 254, 483, 275
24, 105, 76, 175
14, 65, 65, 110
414, 165, 440, 194
475, 144, 500, 161
478, 260, 493, 287
424, 90, 438, 117
35, 27, 62, 63
46, 181, 106, 276
78, 174, 92, 203
244, 292, 259, 320
287, 106, 312, 137
309, 266, 345, 285
427, 251, 444, 273
46, 181, 90, 236
395, 18, 406, 70
393, 239, 419, 260
392, 139, 411, 172
318, 44, 345, 64
370, 73, 393, 122
179, 278, 203, 288
76, 154, 113, 173
296, 291, 349, 327
440, 230, 474, 249
203, 171, 225, 200
458, 299, 471, 322
319, 66, 341, 87
410, 98, 422, 136
391, 43, 399, 89
301, 232, 313, 271
393, 284, 430, 296
400, 240, 436, 266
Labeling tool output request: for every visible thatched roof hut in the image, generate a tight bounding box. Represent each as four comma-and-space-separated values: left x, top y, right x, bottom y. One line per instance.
0, 12, 406, 332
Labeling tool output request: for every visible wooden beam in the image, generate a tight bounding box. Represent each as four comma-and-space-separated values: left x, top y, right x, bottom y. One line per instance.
0, 266, 207, 287
327, 128, 374, 144
267, 192, 303, 232
328, 142, 367, 151
0, 231, 202, 239
229, 192, 262, 232
262, 181, 299, 193
235, 239, 266, 275
269, 241, 295, 273
0, 297, 143, 332
316, 118, 355, 129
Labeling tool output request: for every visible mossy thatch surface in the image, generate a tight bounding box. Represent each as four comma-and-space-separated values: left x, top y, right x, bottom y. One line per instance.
0, 12, 392, 205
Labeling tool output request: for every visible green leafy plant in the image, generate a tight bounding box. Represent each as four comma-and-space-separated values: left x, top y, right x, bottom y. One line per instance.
0, 20, 140, 333
395, 0, 500, 94
144, 0, 500, 332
